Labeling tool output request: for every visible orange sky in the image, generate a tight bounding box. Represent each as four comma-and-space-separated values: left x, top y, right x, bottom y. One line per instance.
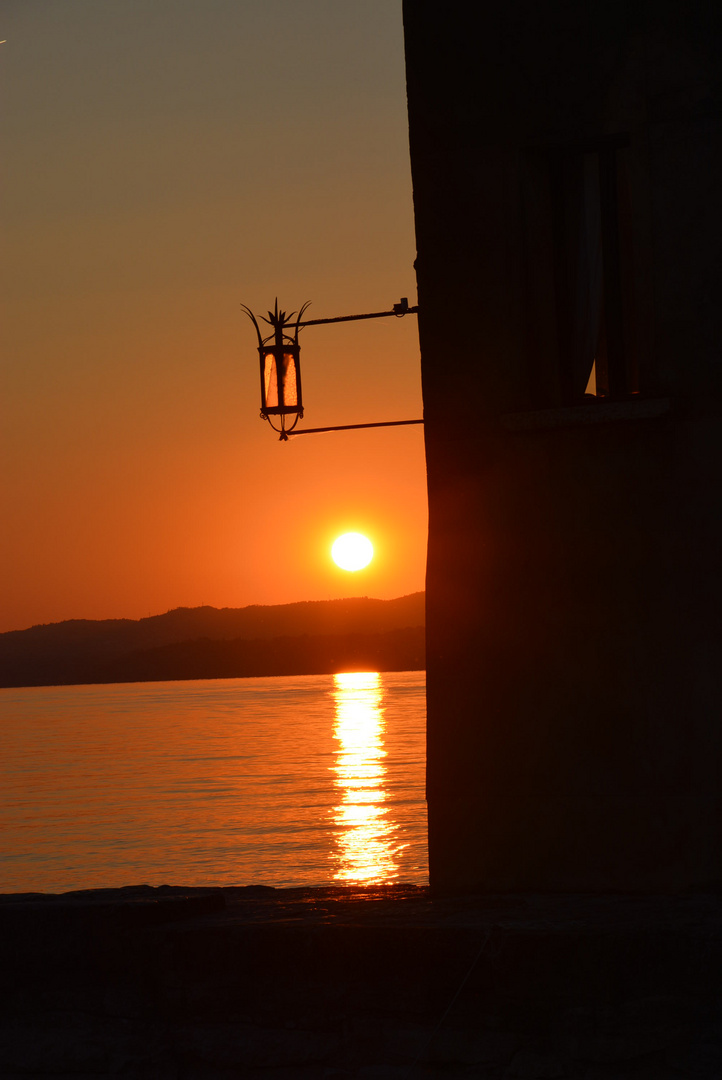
0, 1, 427, 632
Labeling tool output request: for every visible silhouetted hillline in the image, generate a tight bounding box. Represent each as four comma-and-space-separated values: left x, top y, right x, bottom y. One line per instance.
96, 627, 425, 685
0, 593, 425, 687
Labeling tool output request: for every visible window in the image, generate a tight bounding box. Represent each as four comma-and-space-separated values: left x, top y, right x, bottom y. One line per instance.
523, 137, 640, 408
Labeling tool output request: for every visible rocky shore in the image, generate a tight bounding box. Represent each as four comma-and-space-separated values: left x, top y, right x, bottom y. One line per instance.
2, 883, 722, 1078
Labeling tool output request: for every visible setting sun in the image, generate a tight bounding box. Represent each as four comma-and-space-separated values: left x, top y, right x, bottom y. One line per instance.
331, 533, 374, 572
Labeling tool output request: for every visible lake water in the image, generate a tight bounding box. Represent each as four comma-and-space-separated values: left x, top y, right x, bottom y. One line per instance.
0, 671, 427, 894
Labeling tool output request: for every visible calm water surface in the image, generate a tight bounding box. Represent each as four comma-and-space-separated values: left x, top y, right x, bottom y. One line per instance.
0, 671, 427, 893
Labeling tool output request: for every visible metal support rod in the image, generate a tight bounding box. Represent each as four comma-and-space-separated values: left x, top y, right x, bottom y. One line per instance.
286, 418, 424, 437
296, 305, 418, 328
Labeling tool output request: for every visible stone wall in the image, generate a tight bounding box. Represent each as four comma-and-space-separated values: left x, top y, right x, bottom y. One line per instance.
3, 885, 722, 1078
403, 0, 722, 891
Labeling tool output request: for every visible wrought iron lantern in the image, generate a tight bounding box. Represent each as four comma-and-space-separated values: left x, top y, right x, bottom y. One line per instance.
242, 296, 421, 440
241, 299, 311, 439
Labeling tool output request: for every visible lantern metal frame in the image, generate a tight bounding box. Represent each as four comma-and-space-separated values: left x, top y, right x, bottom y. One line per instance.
241, 299, 311, 439
242, 296, 422, 440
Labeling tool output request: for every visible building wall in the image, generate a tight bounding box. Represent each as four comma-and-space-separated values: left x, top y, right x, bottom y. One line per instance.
403, 0, 722, 890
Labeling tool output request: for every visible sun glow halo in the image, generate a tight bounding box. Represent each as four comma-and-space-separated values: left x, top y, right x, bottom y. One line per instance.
331, 532, 374, 572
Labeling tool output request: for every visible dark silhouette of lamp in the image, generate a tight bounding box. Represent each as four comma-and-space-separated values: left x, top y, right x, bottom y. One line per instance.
242, 297, 422, 440
241, 299, 311, 439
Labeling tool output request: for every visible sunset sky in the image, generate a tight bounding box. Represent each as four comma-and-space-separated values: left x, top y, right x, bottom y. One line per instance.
1, 0, 426, 633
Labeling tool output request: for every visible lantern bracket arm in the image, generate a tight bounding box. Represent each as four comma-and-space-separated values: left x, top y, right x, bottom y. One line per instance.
286, 418, 423, 438
242, 298, 417, 339
295, 299, 418, 329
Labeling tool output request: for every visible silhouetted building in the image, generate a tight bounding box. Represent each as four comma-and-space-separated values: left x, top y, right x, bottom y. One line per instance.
403, 1, 722, 890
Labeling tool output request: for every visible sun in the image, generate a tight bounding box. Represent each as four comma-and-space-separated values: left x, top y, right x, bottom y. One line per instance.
331, 532, 374, 572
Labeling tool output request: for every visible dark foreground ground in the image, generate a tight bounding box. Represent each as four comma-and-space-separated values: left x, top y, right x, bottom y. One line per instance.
2, 883, 722, 1078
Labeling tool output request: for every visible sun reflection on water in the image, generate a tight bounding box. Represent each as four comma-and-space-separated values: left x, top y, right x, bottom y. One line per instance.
330, 672, 403, 884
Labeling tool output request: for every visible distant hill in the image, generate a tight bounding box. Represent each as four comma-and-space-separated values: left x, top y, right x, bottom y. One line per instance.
0, 594, 425, 688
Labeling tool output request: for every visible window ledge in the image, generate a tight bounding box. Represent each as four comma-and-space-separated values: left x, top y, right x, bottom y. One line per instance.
500, 398, 671, 432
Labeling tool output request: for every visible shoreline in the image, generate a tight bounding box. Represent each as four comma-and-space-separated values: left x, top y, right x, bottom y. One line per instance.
0, 659, 426, 693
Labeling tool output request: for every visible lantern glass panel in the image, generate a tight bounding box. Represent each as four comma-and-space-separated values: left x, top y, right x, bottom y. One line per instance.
263, 351, 279, 409
281, 352, 298, 408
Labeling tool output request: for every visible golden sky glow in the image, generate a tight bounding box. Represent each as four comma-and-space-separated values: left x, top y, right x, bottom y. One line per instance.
0, 1, 426, 632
